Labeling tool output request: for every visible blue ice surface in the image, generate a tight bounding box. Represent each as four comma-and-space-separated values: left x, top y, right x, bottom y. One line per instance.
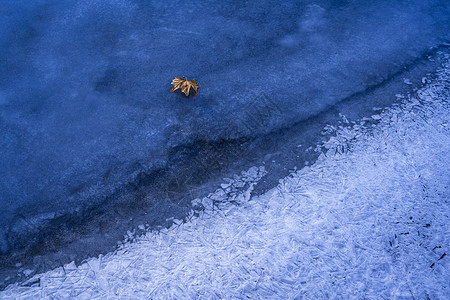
0, 0, 449, 254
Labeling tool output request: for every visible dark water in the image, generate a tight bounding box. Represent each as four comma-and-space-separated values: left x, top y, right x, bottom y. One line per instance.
0, 0, 449, 282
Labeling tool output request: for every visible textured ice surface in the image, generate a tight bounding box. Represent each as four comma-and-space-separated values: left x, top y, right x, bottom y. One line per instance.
2, 57, 449, 299
2, 0, 450, 255
1, 0, 450, 252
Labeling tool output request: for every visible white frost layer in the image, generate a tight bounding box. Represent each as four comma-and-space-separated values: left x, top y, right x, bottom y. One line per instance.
2, 65, 450, 299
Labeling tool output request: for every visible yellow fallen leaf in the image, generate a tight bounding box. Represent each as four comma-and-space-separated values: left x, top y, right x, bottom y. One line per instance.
171, 76, 200, 96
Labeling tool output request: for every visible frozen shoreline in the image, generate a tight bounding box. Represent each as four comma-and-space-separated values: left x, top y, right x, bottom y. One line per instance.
1, 56, 449, 299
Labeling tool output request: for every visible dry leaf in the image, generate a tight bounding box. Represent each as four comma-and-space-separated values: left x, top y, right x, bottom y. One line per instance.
171, 76, 200, 96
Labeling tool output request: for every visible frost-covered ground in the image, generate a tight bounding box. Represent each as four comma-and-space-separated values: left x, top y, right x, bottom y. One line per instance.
1, 0, 450, 255
1, 53, 449, 300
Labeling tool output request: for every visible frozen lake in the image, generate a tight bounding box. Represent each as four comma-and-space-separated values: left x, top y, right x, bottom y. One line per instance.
1, 49, 449, 299
0, 0, 449, 265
